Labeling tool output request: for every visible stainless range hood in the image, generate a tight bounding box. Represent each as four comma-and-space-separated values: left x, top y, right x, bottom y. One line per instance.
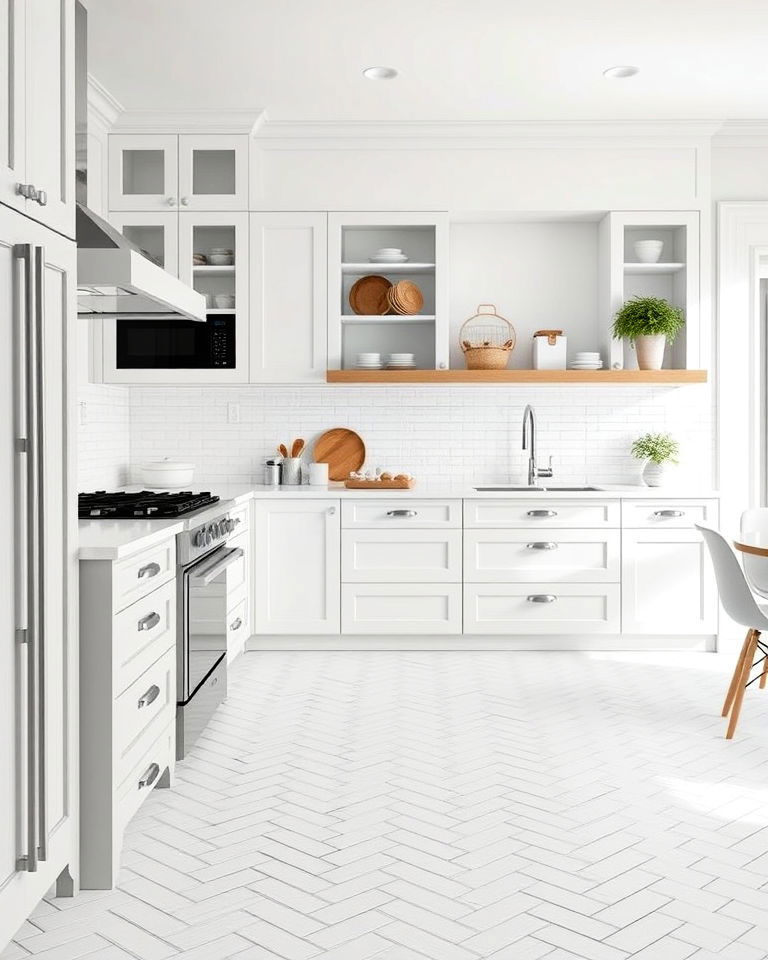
75, 2, 205, 323
76, 205, 206, 322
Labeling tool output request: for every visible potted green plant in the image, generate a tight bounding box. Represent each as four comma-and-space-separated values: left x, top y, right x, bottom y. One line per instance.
612, 296, 685, 370
631, 432, 679, 487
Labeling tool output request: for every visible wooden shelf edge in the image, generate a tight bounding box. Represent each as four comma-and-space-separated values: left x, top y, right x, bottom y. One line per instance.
326, 369, 708, 384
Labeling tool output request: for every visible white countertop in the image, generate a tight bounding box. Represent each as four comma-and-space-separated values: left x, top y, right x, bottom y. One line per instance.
79, 482, 720, 560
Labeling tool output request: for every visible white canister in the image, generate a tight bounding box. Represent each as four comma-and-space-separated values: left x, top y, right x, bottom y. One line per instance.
309, 462, 329, 486
532, 330, 567, 370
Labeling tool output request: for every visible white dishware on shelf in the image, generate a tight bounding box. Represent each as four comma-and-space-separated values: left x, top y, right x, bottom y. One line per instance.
209, 253, 234, 266
214, 294, 235, 309
633, 239, 664, 263
369, 254, 409, 263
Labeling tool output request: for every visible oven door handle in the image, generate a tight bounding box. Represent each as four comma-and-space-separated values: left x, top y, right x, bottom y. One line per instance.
189, 547, 244, 587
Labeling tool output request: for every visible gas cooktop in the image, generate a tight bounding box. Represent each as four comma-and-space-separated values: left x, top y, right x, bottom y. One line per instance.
79, 490, 220, 519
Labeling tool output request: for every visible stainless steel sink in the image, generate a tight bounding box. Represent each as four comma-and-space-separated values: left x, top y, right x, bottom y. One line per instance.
473, 486, 602, 492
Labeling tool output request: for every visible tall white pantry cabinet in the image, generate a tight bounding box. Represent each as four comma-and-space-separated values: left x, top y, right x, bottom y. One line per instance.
0, 0, 79, 950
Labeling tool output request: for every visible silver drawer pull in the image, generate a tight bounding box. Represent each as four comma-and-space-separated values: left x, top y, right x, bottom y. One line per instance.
653, 509, 684, 518
387, 509, 418, 518
138, 763, 160, 789
527, 509, 557, 518
137, 561, 161, 579
526, 542, 558, 550
527, 594, 557, 603
137, 611, 160, 632
137, 685, 160, 710
230, 617, 243, 631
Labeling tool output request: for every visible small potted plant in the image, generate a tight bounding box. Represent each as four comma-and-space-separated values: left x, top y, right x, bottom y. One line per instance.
612, 296, 685, 370
631, 432, 679, 487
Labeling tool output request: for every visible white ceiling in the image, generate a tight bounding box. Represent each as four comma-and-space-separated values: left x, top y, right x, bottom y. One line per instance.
88, 0, 768, 123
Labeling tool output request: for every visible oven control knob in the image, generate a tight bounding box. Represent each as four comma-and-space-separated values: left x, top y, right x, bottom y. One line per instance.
194, 530, 206, 547
205, 526, 213, 545
212, 521, 222, 538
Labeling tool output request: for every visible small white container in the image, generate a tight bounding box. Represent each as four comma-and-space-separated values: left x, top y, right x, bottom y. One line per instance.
138, 459, 195, 488
532, 329, 567, 370
633, 240, 664, 264
309, 462, 329, 485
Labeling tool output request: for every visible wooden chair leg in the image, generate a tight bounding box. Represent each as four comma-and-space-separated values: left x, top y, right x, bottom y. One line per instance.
723, 629, 754, 717
760, 642, 768, 690
727, 631, 759, 739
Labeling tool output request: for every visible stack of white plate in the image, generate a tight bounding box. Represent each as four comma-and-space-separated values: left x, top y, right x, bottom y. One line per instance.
569, 351, 603, 370
386, 352, 416, 369
354, 352, 383, 369
369, 247, 409, 264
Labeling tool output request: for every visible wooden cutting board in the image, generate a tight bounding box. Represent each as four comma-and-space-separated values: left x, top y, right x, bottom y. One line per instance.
313, 428, 366, 481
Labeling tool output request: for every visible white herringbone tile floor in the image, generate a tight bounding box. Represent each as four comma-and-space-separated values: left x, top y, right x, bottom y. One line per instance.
7, 650, 768, 960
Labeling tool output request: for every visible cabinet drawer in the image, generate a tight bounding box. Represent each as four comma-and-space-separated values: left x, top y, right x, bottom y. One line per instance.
229, 501, 250, 535
115, 647, 175, 779
622, 499, 718, 528
114, 579, 176, 695
342, 583, 462, 634
114, 538, 175, 612
464, 583, 620, 635
117, 722, 174, 838
465, 499, 619, 528
342, 530, 462, 583
342, 499, 461, 529
464, 529, 620, 583
227, 595, 249, 662
225, 532, 249, 597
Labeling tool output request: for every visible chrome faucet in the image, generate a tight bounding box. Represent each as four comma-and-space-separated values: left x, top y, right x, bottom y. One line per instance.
522, 404, 553, 487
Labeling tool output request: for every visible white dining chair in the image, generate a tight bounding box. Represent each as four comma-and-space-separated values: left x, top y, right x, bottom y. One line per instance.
741, 508, 768, 597
696, 524, 768, 738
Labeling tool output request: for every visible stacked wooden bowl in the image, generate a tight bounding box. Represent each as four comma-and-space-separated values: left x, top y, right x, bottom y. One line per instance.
349, 275, 424, 316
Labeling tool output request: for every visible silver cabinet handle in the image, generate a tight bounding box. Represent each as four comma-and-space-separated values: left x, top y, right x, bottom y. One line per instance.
166, 196, 176, 206
137, 561, 161, 579
35, 190, 47, 207
328, 506, 336, 516
16, 182, 37, 200
387, 509, 418, 518
138, 763, 161, 789
527, 509, 557, 518
180, 196, 189, 206
137, 685, 160, 710
527, 594, 557, 603
526, 542, 558, 550
138, 611, 160, 632
33, 248, 46, 865
653, 509, 684, 518
230, 617, 243, 631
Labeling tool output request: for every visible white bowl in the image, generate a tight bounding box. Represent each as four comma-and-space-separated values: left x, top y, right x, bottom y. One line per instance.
214, 295, 235, 309
633, 240, 664, 264
209, 254, 234, 266
374, 247, 402, 254
138, 460, 195, 488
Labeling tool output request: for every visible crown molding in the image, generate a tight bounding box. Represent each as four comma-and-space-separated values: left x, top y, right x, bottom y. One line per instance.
87, 73, 123, 130
255, 119, 723, 147
111, 109, 266, 135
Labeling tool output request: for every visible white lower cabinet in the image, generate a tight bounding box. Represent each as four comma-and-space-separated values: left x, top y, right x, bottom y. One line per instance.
343, 583, 462, 635
343, 530, 462, 583
464, 583, 621, 635
622, 528, 717, 635
464, 529, 620, 583
253, 500, 341, 634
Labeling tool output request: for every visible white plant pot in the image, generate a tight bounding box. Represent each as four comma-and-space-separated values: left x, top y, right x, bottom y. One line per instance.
633, 239, 664, 263
634, 334, 666, 370
642, 461, 666, 487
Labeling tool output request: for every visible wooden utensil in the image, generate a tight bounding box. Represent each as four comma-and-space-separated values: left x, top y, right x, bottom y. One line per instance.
349, 275, 392, 315
313, 428, 366, 481
291, 438, 305, 458
278, 443, 289, 458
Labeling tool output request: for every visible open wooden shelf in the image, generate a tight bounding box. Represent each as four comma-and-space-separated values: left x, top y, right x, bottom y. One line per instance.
623, 262, 685, 275
327, 369, 708, 384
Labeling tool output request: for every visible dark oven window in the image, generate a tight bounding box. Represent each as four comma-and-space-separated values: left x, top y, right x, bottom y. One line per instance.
116, 315, 235, 368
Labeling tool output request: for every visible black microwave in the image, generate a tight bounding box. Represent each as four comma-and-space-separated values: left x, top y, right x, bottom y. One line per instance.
116, 315, 235, 369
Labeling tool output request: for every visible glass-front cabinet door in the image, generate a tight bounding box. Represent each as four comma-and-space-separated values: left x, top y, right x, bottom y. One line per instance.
108, 211, 179, 274
108, 134, 178, 211
177, 135, 249, 210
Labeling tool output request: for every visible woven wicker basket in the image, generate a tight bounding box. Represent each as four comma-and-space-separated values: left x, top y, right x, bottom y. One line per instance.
459, 304, 516, 370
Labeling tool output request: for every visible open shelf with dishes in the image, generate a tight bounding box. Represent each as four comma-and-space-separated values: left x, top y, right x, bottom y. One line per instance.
326, 369, 708, 384
327, 212, 449, 371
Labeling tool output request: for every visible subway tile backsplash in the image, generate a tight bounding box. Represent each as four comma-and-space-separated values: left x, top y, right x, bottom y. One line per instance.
76, 383, 718, 490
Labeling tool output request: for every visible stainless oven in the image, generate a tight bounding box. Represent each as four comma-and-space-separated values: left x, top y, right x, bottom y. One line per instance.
176, 540, 243, 758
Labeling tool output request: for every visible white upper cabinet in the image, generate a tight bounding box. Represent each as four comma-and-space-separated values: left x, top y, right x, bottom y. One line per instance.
178, 135, 249, 210
108, 211, 179, 275
109, 134, 248, 211
249, 212, 327, 382
0, 0, 74, 237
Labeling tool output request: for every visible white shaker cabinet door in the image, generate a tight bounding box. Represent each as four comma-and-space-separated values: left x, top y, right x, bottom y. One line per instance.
249, 212, 327, 382
253, 501, 341, 635
0, 0, 26, 215
108, 134, 179, 211
621, 529, 717, 635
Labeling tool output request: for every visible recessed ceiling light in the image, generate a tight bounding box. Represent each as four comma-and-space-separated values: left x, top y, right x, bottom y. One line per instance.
603, 65, 639, 79
363, 66, 398, 81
